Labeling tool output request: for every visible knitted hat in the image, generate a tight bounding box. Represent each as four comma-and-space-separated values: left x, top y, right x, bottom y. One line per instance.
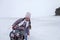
25, 12, 31, 18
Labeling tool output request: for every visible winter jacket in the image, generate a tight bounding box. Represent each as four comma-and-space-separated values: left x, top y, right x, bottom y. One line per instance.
12, 18, 31, 30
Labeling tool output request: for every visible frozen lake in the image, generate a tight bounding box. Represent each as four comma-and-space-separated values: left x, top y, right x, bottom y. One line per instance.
0, 16, 60, 40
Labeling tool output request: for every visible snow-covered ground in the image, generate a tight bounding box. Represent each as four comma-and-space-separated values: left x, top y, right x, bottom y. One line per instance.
0, 16, 60, 40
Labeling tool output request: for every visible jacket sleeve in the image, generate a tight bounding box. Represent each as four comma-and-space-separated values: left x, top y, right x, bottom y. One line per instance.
28, 20, 31, 29
12, 18, 23, 29
29, 24, 31, 29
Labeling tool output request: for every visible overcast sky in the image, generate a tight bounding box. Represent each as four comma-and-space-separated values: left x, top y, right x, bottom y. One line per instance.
0, 0, 60, 18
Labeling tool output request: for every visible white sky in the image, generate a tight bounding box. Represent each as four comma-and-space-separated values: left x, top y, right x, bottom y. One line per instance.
0, 0, 60, 18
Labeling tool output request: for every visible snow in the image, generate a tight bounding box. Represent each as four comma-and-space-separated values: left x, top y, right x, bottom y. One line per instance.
0, 16, 60, 40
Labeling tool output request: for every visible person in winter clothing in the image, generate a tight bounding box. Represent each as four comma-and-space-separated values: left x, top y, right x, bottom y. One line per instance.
11, 12, 31, 40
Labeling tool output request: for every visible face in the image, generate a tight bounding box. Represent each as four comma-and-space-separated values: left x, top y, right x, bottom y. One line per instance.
25, 17, 30, 21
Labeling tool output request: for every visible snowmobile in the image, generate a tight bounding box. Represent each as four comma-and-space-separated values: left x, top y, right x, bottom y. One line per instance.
9, 27, 25, 40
